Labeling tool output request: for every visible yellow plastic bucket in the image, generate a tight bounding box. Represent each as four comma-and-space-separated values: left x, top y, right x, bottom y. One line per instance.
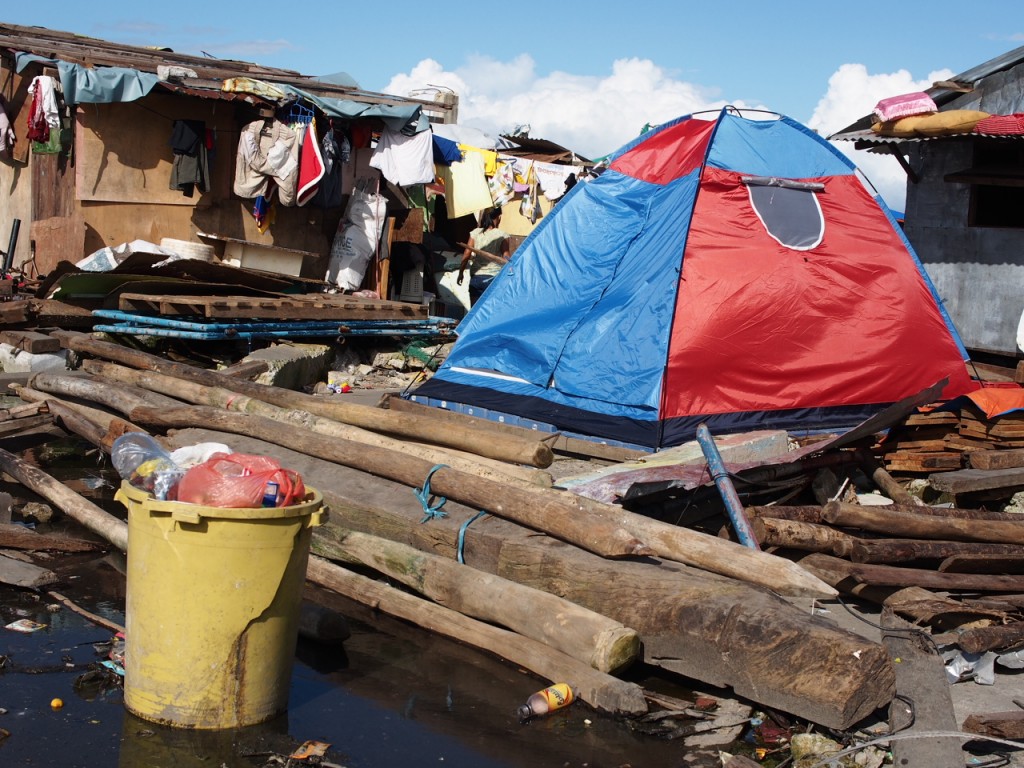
116, 481, 326, 729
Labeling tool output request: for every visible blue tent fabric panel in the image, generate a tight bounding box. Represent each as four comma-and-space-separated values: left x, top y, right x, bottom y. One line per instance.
707, 115, 855, 179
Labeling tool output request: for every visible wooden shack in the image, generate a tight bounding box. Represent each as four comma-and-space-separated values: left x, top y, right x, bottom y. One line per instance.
0, 23, 455, 284
830, 45, 1024, 357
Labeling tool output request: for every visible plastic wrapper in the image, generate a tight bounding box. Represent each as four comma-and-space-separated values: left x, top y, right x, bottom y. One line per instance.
111, 433, 184, 501
176, 452, 305, 508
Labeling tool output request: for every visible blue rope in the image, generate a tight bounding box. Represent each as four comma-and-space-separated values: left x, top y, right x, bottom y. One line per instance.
457, 511, 489, 564
415, 464, 449, 523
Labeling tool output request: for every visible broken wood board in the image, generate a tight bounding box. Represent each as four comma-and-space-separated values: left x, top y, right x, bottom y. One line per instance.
0, 551, 58, 588
881, 608, 963, 768
962, 711, 1024, 740
0, 523, 103, 553
0, 330, 60, 353
117, 292, 428, 321
929, 467, 1024, 495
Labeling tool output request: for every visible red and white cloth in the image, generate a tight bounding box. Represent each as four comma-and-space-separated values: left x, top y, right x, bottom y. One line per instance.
974, 113, 1024, 135
296, 121, 326, 207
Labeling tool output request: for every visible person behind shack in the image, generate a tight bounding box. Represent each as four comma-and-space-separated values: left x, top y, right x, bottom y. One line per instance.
457, 207, 509, 305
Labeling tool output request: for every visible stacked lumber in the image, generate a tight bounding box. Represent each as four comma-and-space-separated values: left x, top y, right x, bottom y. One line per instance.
882, 404, 1024, 474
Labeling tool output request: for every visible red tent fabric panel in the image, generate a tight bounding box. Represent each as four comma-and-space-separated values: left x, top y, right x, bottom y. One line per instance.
610, 118, 716, 185
661, 167, 972, 420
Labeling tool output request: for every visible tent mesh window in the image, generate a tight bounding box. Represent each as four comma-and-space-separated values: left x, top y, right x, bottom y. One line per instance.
742, 176, 825, 250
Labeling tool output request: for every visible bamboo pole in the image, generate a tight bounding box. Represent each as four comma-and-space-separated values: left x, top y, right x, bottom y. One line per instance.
315, 528, 640, 674
306, 556, 648, 715
53, 331, 554, 468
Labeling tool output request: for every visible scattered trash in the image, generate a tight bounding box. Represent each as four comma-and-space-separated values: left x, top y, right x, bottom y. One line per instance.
5, 619, 46, 633
517, 683, 574, 722
111, 433, 184, 500
942, 647, 997, 685
290, 740, 331, 760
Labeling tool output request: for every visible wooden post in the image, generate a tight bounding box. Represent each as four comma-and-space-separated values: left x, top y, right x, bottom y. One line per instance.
822, 501, 1024, 544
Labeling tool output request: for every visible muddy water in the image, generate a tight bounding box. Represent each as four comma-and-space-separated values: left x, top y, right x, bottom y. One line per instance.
0, 447, 713, 768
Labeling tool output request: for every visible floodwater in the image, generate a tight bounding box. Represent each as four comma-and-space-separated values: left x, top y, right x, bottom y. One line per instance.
0, 438, 721, 768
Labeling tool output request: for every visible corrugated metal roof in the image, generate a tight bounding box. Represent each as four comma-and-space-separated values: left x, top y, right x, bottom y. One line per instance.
0, 22, 449, 114
828, 43, 1024, 143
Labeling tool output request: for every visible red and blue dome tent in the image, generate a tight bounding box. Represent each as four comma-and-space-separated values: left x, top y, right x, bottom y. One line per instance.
410, 108, 974, 451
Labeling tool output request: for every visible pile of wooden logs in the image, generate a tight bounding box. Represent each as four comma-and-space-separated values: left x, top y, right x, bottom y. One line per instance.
0, 330, 909, 734
5, 329, 1024, 749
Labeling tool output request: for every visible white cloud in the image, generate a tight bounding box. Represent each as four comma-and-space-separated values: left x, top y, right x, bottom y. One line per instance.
807, 63, 953, 210
384, 55, 752, 161
385, 56, 955, 210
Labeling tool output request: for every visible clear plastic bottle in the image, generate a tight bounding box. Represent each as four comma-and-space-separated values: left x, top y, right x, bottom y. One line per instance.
110, 433, 184, 500
517, 683, 574, 721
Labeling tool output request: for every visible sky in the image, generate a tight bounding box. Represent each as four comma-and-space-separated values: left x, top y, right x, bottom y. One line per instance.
5, 3, 1024, 209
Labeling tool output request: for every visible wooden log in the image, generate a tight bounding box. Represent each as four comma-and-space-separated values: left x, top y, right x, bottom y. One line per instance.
0, 551, 58, 588
821, 501, 1024, 544
219, 359, 270, 379
938, 554, 1024, 574
124, 392, 833, 595
852, 539, 1024, 564
796, 554, 1008, 630
384, 394, 647, 463
0, 447, 127, 551
747, 505, 827, 523
305, 556, 648, 716
881, 608, 963, 768
126, 404, 650, 560
846, 561, 1024, 592
0, 523, 102, 552
863, 456, 921, 506
170, 427, 893, 729
955, 622, 1024, 654
749, 516, 859, 556
315, 528, 640, 674
883, 504, 1024, 521
53, 331, 555, 468
962, 711, 1024, 740
34, 370, 552, 489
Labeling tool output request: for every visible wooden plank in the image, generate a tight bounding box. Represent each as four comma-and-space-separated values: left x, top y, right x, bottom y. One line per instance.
0, 330, 60, 353
117, 292, 428, 320
929, 467, 1024, 494
881, 609, 963, 768
0, 551, 58, 588
0, 523, 103, 553
969, 448, 1024, 470
938, 554, 1024, 574
0, 413, 54, 437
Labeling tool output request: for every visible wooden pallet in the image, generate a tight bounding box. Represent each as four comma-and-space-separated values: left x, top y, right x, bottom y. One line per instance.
117, 292, 428, 321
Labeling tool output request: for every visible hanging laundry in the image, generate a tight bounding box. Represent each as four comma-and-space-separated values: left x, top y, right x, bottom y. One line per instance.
311, 127, 344, 209
499, 154, 534, 193
533, 161, 582, 201
437, 152, 493, 218
0, 95, 14, 158
169, 119, 209, 198
27, 75, 60, 143
458, 144, 497, 174
432, 132, 462, 165
234, 118, 300, 206
369, 125, 434, 186
296, 120, 326, 207
488, 161, 515, 207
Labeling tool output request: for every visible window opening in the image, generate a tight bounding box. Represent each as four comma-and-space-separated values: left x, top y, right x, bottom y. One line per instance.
742, 176, 825, 250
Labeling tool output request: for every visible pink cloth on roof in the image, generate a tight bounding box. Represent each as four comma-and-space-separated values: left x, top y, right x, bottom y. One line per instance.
873, 92, 937, 122
974, 114, 1024, 135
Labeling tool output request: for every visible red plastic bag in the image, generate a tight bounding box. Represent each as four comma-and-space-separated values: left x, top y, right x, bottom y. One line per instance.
176, 452, 305, 508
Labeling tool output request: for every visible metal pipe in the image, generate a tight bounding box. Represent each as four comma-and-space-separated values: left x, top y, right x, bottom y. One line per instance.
695, 423, 761, 550
2, 218, 21, 272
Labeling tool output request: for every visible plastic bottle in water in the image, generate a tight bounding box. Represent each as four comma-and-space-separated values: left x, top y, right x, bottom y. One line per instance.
517, 683, 574, 721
